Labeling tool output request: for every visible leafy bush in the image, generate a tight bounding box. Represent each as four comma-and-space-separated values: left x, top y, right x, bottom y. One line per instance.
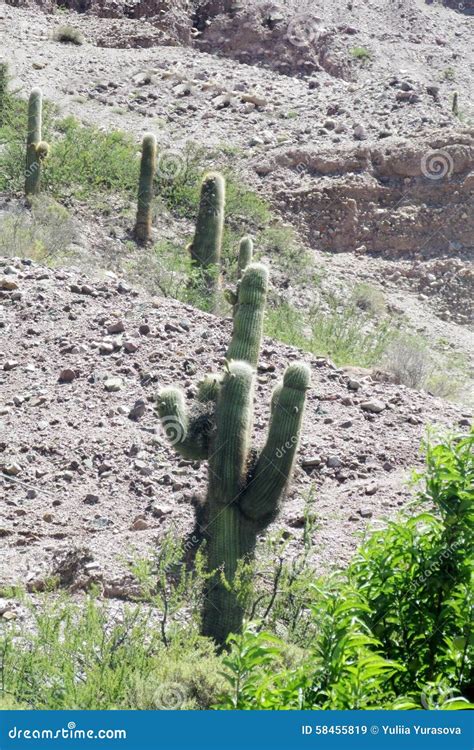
215, 431, 474, 709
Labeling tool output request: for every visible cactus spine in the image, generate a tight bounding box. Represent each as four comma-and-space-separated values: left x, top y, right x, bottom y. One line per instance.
25, 88, 49, 199
189, 172, 225, 295
156, 257, 310, 646
134, 133, 157, 244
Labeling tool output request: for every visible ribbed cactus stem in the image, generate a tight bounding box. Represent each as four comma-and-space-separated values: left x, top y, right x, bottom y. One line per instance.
156, 251, 309, 646
25, 88, 48, 198
189, 172, 225, 292
226, 262, 268, 368
239, 363, 310, 528
237, 236, 254, 278
134, 133, 156, 244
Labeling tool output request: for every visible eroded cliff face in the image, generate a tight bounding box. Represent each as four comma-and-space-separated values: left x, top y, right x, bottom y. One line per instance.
271, 130, 474, 257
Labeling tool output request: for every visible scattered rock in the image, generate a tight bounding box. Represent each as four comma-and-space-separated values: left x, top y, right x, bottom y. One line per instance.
58, 368, 76, 383
104, 377, 123, 392
361, 399, 386, 414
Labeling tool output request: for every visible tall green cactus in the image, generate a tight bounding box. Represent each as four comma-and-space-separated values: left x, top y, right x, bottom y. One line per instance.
156, 259, 310, 645
134, 133, 157, 244
25, 88, 49, 199
188, 171, 225, 295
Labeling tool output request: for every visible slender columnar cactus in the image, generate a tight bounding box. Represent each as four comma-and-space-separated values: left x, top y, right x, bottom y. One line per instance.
134, 133, 157, 244
237, 236, 253, 279
156, 258, 310, 645
25, 88, 49, 199
189, 172, 225, 294
0, 62, 9, 123
452, 91, 459, 117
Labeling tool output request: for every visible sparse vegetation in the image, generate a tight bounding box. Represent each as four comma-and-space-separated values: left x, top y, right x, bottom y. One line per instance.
350, 46, 372, 61
0, 196, 76, 263
1, 434, 472, 709
265, 297, 395, 368
51, 25, 84, 45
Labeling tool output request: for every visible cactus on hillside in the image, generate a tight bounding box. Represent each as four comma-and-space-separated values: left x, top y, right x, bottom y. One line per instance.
134, 133, 157, 244
188, 171, 225, 297
156, 259, 310, 645
25, 88, 49, 199
452, 91, 459, 117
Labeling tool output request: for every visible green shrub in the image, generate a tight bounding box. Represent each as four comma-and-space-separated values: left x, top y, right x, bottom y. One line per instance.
351, 47, 372, 61
216, 431, 474, 709
265, 298, 395, 368
52, 26, 84, 45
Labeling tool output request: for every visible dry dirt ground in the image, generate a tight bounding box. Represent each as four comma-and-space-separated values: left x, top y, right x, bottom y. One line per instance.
0, 0, 473, 598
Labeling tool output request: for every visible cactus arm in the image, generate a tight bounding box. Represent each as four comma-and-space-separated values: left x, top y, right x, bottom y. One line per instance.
134, 133, 157, 244
189, 172, 225, 284
226, 263, 268, 368
25, 88, 45, 197
239, 363, 310, 527
237, 236, 254, 279
156, 387, 210, 460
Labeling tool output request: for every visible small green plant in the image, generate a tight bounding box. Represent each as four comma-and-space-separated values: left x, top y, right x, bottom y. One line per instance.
442, 67, 455, 81
351, 282, 386, 317
351, 46, 372, 62
52, 26, 84, 45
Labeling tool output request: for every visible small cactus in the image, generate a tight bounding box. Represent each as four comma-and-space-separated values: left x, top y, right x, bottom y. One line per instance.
156, 256, 310, 645
134, 133, 157, 244
189, 171, 225, 296
452, 91, 459, 117
25, 88, 49, 199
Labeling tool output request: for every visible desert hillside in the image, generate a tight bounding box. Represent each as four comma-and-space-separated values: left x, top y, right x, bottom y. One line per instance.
0, 0, 473, 712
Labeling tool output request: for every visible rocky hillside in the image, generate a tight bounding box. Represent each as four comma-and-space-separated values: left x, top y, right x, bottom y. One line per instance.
0, 0, 473, 599
0, 258, 470, 596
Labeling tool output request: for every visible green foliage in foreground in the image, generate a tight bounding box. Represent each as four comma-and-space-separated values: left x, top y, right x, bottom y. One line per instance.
0, 432, 472, 710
